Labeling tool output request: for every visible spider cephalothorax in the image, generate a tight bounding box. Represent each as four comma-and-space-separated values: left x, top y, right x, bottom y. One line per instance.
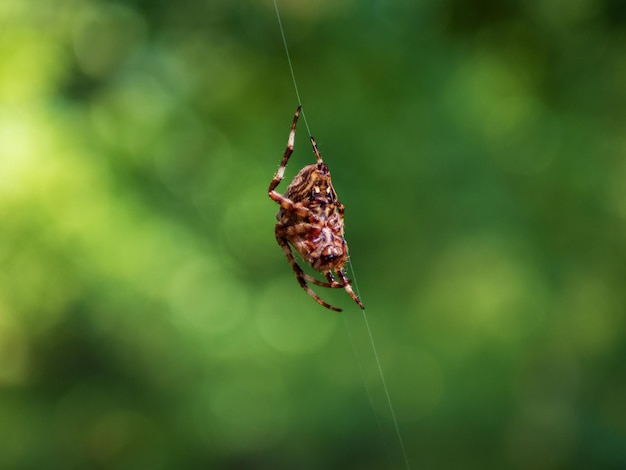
268, 106, 363, 312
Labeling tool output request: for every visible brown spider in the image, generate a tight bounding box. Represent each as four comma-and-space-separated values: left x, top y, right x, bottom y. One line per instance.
268, 106, 364, 312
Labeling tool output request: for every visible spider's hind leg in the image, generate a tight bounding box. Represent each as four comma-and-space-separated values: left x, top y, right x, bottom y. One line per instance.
302, 273, 336, 289
275, 235, 342, 312
336, 268, 365, 310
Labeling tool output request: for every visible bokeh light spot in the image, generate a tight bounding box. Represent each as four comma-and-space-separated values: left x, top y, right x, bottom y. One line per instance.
204, 372, 287, 451
72, 3, 146, 79
0, 309, 30, 385
416, 235, 549, 353
256, 279, 339, 355
167, 259, 248, 337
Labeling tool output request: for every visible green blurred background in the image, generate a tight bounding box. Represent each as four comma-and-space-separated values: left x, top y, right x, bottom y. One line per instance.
1, 0, 625, 468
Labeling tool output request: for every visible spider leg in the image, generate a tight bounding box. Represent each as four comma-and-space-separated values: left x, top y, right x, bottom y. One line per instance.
336, 268, 365, 310
302, 272, 336, 288
309, 136, 323, 163
295, 268, 344, 290
269, 106, 300, 194
323, 271, 347, 288
270, 195, 316, 221
268, 106, 319, 220
275, 234, 342, 312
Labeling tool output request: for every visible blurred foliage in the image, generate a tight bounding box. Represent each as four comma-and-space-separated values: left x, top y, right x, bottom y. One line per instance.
1, 0, 626, 468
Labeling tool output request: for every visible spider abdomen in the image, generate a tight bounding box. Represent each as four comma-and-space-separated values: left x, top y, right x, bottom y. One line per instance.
285, 222, 347, 273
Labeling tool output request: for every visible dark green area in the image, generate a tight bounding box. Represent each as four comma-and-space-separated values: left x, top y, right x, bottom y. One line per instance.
1, 0, 625, 468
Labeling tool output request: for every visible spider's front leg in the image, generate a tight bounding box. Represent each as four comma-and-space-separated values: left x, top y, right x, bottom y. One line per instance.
268, 107, 313, 218
268, 106, 301, 195
269, 193, 314, 221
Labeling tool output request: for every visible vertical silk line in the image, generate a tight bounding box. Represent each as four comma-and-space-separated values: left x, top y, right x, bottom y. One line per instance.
273, 2, 410, 468
273, 0, 312, 137
348, 263, 412, 470
362, 308, 412, 470
341, 313, 395, 468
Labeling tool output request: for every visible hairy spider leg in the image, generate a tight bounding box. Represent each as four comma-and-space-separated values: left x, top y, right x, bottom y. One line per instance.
336, 268, 365, 309
310, 136, 323, 163
274, 230, 343, 312
268, 107, 313, 219
267, 107, 317, 223
269, 106, 301, 196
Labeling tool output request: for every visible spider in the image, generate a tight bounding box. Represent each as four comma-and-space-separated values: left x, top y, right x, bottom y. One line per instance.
268, 106, 364, 312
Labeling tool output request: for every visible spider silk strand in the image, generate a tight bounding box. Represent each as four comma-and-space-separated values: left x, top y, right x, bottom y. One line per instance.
362, 309, 412, 469
273, 0, 312, 136
346, 261, 412, 470
340, 307, 395, 468
273, 3, 410, 468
